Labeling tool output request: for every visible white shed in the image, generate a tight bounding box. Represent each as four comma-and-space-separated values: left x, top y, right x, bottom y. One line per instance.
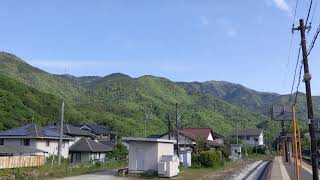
122, 137, 177, 173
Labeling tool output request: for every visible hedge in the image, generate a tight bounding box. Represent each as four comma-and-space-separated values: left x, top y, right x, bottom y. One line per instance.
192, 150, 224, 168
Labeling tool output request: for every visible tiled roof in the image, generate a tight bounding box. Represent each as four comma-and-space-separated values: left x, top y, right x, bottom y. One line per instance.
0, 145, 46, 154
69, 138, 113, 152
78, 125, 113, 135
98, 140, 116, 148
230, 128, 263, 136
45, 123, 95, 137
0, 124, 71, 139
176, 128, 214, 141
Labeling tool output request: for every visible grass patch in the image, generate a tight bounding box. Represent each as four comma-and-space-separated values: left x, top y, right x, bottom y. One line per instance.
0, 160, 127, 180
178, 159, 249, 180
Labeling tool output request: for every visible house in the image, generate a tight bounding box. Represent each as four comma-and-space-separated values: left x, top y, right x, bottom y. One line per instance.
159, 128, 225, 152
230, 128, 264, 146
77, 124, 116, 141
122, 137, 179, 177
230, 144, 242, 160
69, 138, 113, 163
45, 123, 95, 146
0, 124, 72, 158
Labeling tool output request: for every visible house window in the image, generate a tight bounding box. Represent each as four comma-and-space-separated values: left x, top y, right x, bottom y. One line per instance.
246, 137, 250, 140
22, 139, 30, 146
62, 141, 66, 148
0, 139, 4, 145
46, 140, 50, 147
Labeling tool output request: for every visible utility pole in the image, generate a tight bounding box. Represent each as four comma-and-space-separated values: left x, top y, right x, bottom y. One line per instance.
58, 101, 64, 166
293, 19, 318, 180
282, 120, 289, 162
236, 123, 239, 145
144, 109, 148, 137
175, 103, 180, 158
166, 113, 171, 140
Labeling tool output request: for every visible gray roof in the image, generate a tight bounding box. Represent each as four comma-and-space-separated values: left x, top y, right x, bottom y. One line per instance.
0, 145, 46, 154
0, 124, 71, 139
45, 123, 95, 137
69, 138, 113, 152
78, 125, 114, 135
231, 128, 263, 136
98, 140, 116, 148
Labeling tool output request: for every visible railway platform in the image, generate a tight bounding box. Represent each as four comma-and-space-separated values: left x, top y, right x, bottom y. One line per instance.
269, 156, 317, 180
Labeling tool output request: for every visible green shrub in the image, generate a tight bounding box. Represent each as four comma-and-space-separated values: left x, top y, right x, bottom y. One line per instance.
192, 150, 223, 168
106, 143, 128, 160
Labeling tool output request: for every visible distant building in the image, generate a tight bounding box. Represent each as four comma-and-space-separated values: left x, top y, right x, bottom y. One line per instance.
69, 138, 113, 163
230, 128, 264, 146
77, 125, 116, 141
159, 128, 225, 151
45, 123, 95, 146
0, 124, 72, 158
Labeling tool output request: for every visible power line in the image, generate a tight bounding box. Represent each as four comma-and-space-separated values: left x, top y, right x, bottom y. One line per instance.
307, 22, 320, 56
306, 0, 314, 26
284, 0, 300, 88
289, 47, 301, 103
294, 62, 303, 105
310, 0, 318, 24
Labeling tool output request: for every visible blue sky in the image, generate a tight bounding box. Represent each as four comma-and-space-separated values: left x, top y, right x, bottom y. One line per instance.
0, 0, 320, 95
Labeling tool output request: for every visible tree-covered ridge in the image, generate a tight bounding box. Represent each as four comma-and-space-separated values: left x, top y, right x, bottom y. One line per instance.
0, 52, 284, 142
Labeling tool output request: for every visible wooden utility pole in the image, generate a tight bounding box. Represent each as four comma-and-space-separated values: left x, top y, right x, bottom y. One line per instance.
292, 105, 300, 180
282, 120, 289, 162
293, 18, 318, 180
166, 113, 171, 140
298, 125, 302, 170
175, 103, 180, 158
58, 101, 64, 166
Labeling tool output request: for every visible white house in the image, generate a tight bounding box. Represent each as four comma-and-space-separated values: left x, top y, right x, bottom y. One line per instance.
231, 128, 264, 146
0, 124, 72, 158
122, 137, 178, 174
69, 138, 113, 163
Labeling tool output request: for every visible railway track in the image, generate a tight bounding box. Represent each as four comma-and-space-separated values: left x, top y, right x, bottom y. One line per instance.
231, 160, 272, 180
243, 160, 272, 180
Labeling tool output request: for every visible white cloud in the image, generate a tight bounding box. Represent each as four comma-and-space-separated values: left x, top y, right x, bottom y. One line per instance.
200, 16, 209, 25
272, 0, 291, 12
216, 17, 237, 38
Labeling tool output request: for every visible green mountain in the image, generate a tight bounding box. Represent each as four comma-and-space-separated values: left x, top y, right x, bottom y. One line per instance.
177, 81, 320, 117
1, 52, 303, 142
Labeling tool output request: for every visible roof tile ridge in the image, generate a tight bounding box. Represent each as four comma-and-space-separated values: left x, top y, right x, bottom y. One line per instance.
86, 138, 93, 151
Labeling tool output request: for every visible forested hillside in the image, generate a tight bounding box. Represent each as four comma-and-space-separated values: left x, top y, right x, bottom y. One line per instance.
3, 51, 314, 142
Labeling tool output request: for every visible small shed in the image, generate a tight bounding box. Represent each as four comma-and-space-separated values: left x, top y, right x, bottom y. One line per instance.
230, 144, 242, 160
122, 137, 176, 173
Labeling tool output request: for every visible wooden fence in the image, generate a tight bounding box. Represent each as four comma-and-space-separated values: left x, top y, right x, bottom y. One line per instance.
0, 156, 45, 169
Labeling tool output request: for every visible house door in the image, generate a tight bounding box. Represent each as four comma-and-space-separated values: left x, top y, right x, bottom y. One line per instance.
75, 153, 81, 163
136, 148, 144, 171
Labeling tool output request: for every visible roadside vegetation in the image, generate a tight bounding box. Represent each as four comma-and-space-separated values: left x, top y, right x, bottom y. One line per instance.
0, 160, 127, 180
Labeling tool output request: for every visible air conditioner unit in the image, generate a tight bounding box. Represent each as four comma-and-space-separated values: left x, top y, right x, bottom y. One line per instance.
158, 155, 179, 178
